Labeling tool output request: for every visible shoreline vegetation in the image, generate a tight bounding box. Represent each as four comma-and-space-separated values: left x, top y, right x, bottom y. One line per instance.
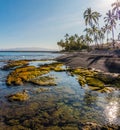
57, 1, 120, 52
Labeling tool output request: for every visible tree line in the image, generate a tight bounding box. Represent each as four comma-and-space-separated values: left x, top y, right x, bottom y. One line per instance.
57, 0, 120, 51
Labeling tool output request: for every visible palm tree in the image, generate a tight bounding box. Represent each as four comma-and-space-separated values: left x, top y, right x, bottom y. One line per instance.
83, 8, 101, 27
64, 33, 69, 43
57, 39, 65, 51
84, 28, 93, 36
84, 27, 93, 44
76, 36, 83, 50
104, 10, 117, 47
102, 24, 111, 44
68, 35, 75, 51
84, 34, 93, 49
98, 29, 105, 47
92, 25, 100, 47
112, 0, 120, 20
74, 34, 79, 41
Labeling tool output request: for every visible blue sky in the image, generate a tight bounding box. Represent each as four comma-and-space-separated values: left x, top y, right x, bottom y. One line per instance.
0, 0, 118, 50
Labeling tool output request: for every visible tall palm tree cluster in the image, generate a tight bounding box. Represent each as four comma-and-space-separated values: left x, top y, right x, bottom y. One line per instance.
57, 0, 120, 51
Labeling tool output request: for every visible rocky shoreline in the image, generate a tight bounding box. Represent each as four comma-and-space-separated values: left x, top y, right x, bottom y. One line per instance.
56, 51, 120, 74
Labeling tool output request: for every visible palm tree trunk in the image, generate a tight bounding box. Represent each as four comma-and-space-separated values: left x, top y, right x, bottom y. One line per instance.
107, 31, 109, 44
112, 27, 115, 48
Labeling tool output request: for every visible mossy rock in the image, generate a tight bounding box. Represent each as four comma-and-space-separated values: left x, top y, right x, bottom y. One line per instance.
72, 68, 97, 77
6, 61, 64, 86
3, 60, 29, 70
89, 86, 114, 93
70, 67, 120, 91
39, 62, 65, 72
95, 73, 114, 84
96, 73, 120, 88
30, 76, 56, 86
6, 66, 49, 86
7, 91, 29, 102
112, 77, 120, 88
78, 75, 86, 86
86, 77, 104, 88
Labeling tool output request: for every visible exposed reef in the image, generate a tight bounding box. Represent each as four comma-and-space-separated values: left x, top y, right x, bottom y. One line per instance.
6, 65, 49, 86
70, 68, 120, 93
5, 60, 64, 86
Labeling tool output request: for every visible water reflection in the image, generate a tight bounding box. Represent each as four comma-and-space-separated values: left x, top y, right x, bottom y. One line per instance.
104, 92, 120, 125
104, 101, 119, 124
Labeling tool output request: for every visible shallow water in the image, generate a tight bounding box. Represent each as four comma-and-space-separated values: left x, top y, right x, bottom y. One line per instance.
0, 52, 120, 129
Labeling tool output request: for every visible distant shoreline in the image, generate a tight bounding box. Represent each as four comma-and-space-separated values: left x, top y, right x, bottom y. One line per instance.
0, 51, 59, 53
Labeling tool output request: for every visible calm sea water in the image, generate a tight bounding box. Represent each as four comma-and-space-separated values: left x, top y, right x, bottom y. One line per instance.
0, 51, 61, 61
0, 52, 120, 129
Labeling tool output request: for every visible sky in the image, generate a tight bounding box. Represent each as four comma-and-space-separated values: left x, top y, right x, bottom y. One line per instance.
0, 0, 119, 50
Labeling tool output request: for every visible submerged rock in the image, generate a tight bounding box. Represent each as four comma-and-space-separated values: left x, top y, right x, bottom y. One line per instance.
7, 91, 29, 102
30, 76, 56, 86
81, 122, 101, 130
35, 88, 49, 93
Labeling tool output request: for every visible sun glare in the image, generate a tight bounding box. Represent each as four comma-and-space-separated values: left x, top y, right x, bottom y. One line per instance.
104, 101, 119, 124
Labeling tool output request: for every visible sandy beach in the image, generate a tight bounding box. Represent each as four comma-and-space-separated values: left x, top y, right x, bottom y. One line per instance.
56, 50, 120, 73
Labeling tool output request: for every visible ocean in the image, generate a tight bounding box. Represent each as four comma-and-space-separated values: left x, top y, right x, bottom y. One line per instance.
0, 51, 61, 61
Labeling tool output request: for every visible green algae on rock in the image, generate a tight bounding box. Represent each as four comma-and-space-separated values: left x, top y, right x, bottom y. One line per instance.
7, 91, 29, 102
86, 77, 104, 88
6, 66, 49, 86
71, 68, 97, 77
77, 75, 86, 86
89, 86, 114, 93
39, 62, 65, 72
70, 67, 120, 93
3, 60, 29, 70
30, 76, 56, 86
6, 61, 65, 86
